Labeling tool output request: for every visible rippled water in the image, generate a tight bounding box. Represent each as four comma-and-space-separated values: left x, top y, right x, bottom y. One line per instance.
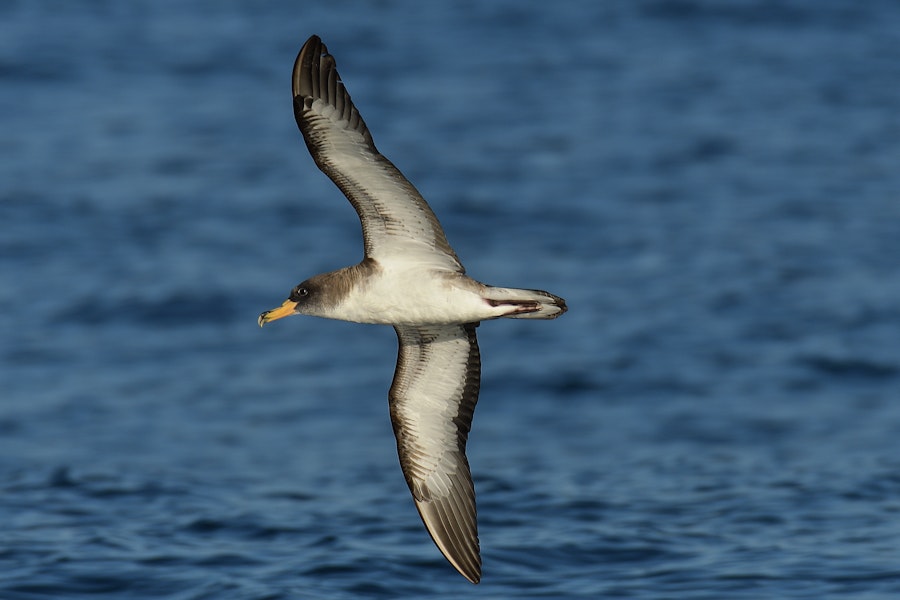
3, 1, 900, 598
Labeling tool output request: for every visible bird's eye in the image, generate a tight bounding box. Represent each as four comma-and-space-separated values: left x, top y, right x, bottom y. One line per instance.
294, 287, 309, 298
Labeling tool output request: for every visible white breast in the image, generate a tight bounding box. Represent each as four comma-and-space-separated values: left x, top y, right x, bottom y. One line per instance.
327, 265, 495, 326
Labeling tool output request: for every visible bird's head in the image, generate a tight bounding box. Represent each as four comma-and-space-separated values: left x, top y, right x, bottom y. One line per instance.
258, 279, 318, 326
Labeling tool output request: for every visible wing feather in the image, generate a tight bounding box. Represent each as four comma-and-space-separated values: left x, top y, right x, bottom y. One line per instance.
292, 36, 463, 271
389, 323, 482, 583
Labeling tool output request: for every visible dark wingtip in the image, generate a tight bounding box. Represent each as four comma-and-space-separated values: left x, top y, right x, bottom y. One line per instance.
289, 33, 375, 153
412, 490, 482, 584
293, 34, 325, 100
465, 564, 482, 584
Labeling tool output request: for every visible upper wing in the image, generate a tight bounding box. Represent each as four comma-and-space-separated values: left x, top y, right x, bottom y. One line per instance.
292, 35, 463, 272
389, 323, 482, 584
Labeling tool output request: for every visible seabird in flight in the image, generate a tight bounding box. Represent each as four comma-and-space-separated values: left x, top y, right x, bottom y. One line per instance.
258, 35, 567, 584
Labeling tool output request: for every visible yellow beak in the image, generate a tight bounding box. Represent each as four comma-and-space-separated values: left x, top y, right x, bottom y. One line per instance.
258, 299, 298, 327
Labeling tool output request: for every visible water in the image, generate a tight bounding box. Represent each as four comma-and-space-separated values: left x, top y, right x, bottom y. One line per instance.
2, 1, 900, 598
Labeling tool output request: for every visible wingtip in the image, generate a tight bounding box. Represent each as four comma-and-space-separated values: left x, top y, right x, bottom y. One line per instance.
293, 34, 327, 99
451, 546, 483, 584
463, 564, 482, 585
413, 495, 482, 584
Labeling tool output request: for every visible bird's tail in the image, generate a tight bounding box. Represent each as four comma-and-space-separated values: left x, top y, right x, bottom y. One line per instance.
482, 286, 567, 320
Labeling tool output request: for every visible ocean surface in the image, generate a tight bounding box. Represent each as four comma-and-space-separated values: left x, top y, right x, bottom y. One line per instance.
2, 1, 900, 598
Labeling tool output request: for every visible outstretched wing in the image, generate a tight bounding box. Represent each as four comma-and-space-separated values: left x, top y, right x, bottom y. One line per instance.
292, 35, 463, 272
389, 323, 481, 583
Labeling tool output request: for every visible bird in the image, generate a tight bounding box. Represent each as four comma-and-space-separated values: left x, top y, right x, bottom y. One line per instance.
258, 35, 567, 584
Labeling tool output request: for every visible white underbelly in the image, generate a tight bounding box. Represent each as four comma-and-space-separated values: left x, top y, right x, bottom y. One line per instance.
331, 270, 493, 325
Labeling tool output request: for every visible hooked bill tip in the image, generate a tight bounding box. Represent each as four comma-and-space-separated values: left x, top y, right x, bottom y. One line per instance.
258, 299, 297, 327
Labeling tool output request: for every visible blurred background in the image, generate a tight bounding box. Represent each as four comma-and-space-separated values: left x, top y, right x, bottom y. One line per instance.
2, 1, 899, 598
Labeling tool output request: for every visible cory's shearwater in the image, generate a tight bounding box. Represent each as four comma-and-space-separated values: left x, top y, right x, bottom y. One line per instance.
258, 35, 567, 584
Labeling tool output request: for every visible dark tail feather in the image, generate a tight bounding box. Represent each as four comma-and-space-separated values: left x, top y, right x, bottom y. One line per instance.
484, 287, 567, 320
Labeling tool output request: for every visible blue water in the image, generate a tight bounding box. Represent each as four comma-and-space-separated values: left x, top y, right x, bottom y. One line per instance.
3, 1, 900, 598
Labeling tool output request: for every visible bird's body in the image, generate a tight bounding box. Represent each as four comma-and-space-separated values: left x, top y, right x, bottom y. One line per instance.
259, 35, 566, 584
283, 259, 562, 326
